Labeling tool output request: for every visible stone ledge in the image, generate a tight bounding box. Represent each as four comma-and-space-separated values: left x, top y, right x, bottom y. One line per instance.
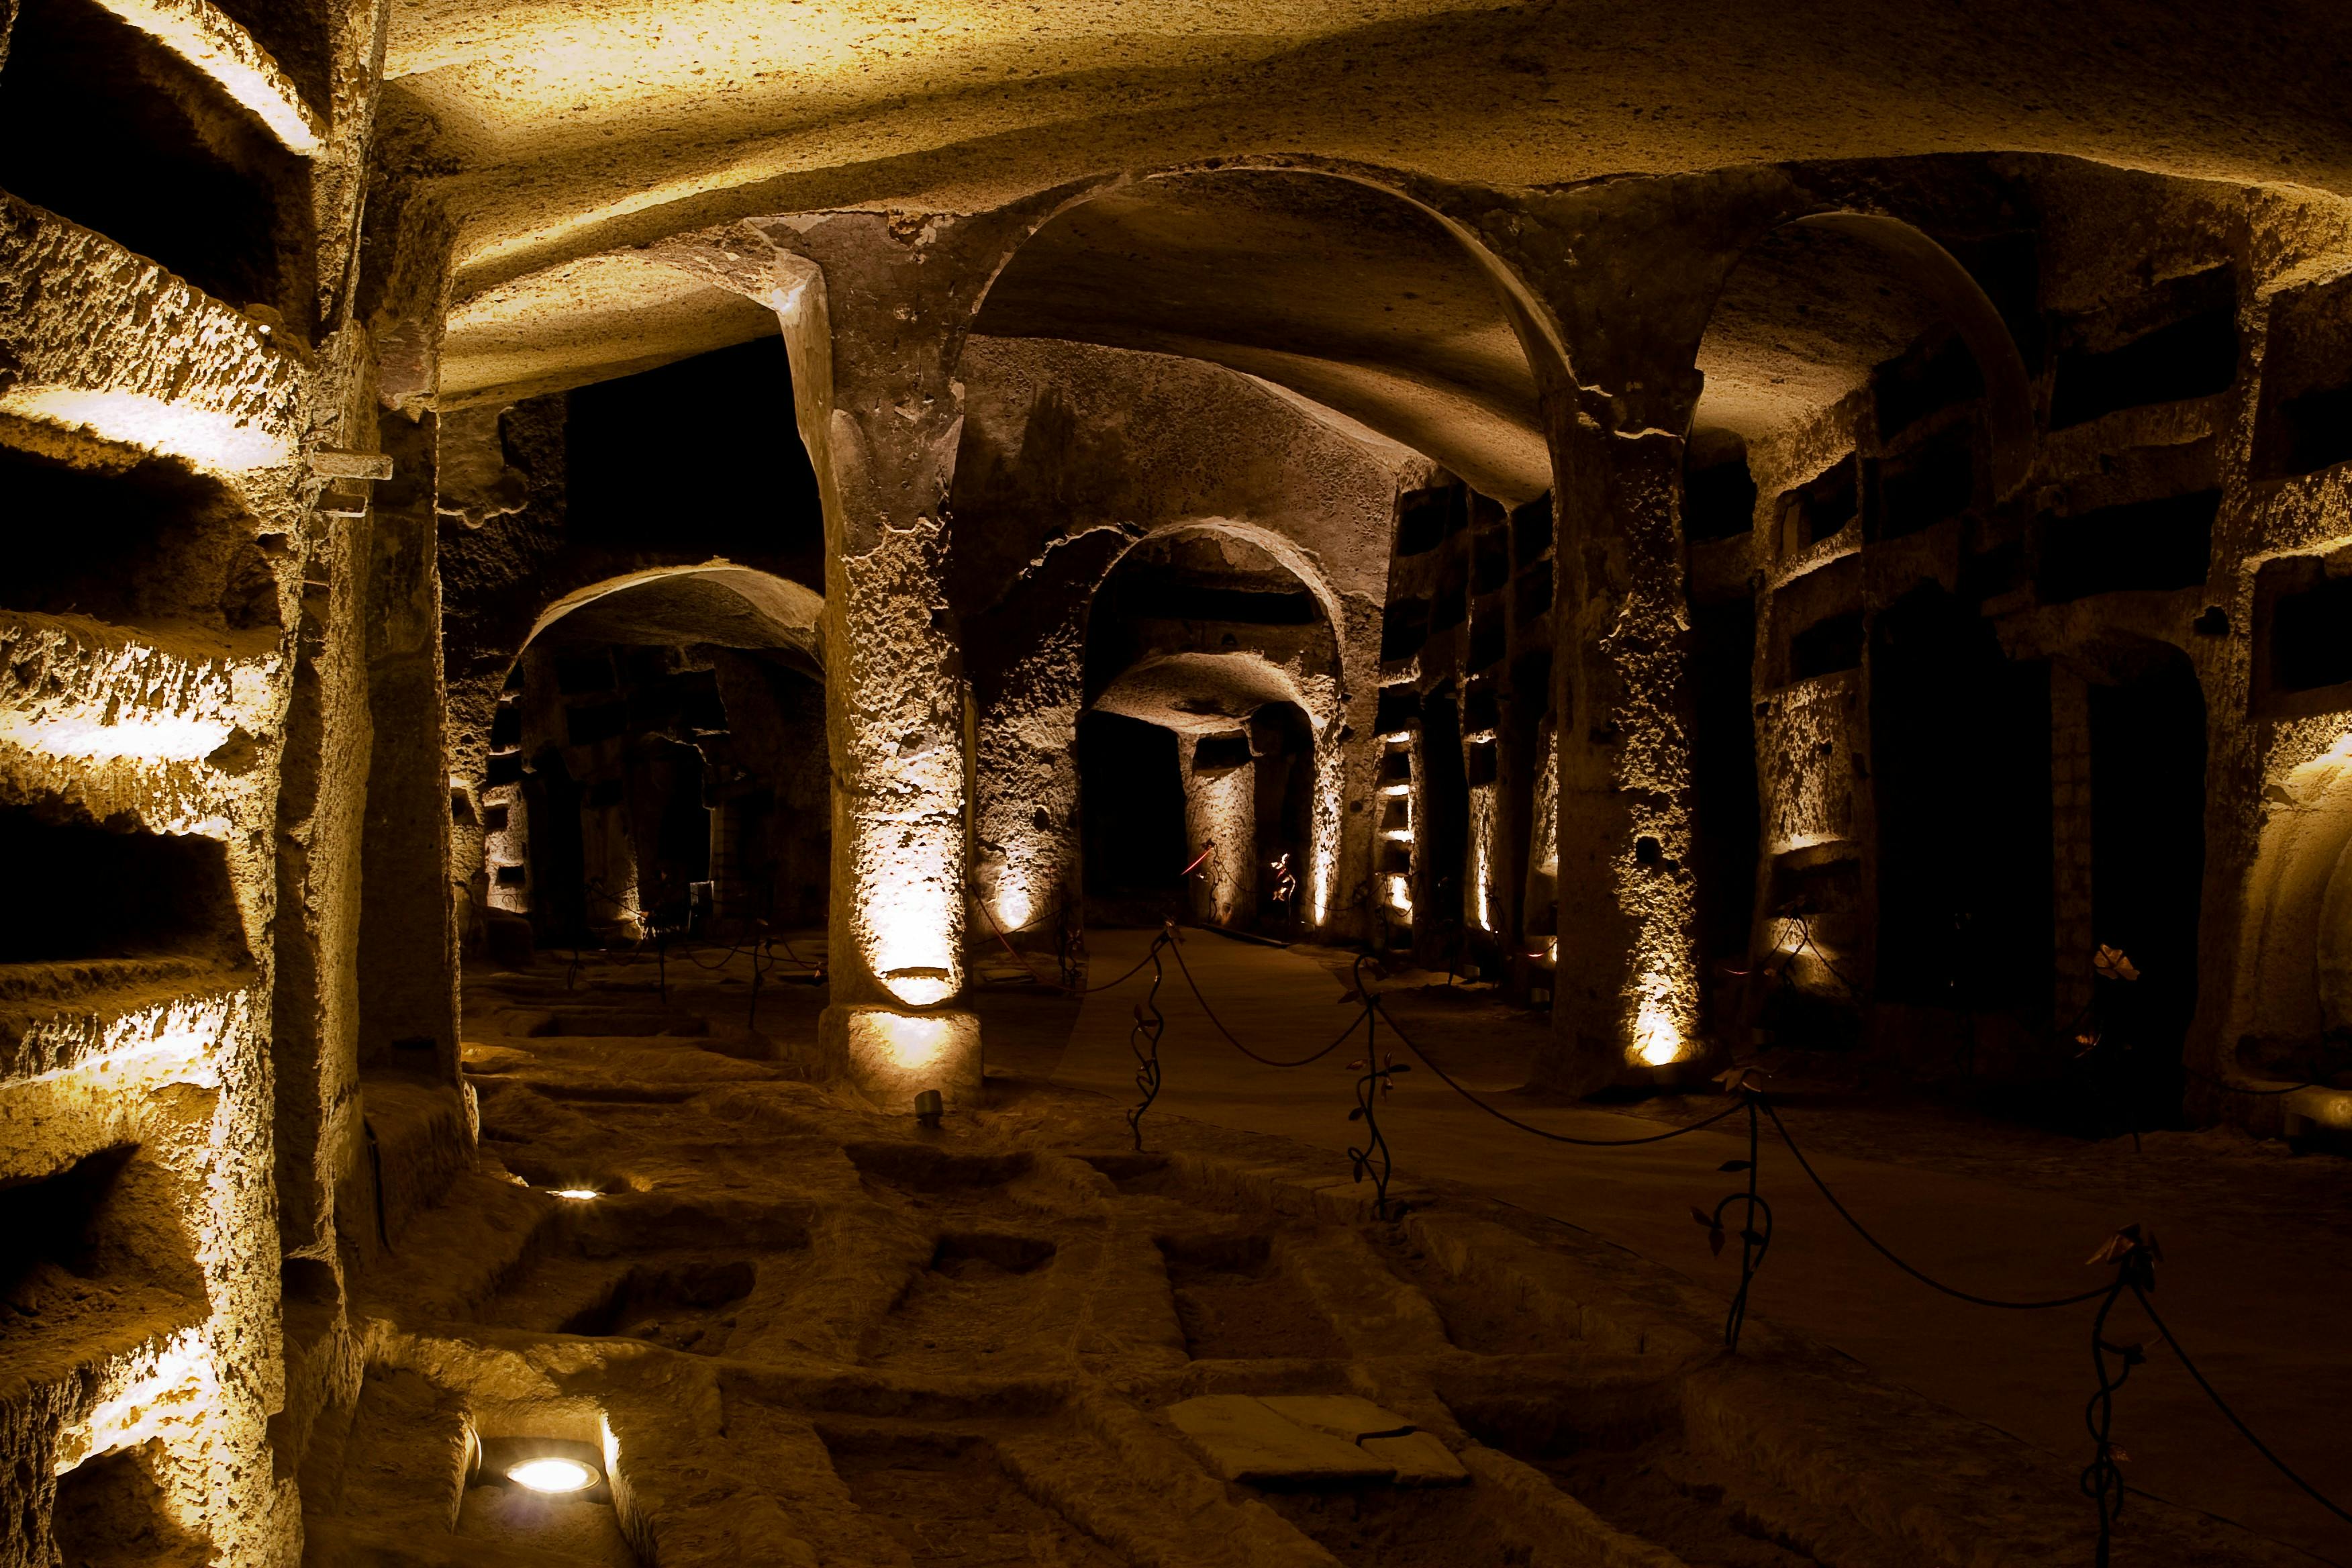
0, 964, 249, 1083
88, 0, 325, 156
0, 195, 306, 476
0, 610, 285, 836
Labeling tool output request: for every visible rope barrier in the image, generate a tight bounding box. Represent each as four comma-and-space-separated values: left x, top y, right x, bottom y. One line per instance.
530, 908, 2352, 1553
1166, 935, 1368, 1068
1694, 1077, 1772, 1352
2081, 1228, 2158, 1565
2129, 1281, 2352, 1529
1126, 941, 1167, 1151
1763, 1099, 2112, 1310
1371, 999, 1748, 1145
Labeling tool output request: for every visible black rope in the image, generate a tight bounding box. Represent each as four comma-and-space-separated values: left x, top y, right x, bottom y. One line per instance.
1071, 940, 1173, 995
683, 929, 758, 970
1371, 999, 1748, 1145
2130, 1281, 2352, 1528
977, 912, 1175, 997
1166, 936, 1367, 1067
1765, 1100, 2110, 1310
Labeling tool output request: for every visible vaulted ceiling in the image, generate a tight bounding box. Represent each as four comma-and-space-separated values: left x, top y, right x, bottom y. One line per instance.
393, 0, 2352, 474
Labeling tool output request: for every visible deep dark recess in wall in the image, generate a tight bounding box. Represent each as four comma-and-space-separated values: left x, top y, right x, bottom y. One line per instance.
567, 336, 824, 573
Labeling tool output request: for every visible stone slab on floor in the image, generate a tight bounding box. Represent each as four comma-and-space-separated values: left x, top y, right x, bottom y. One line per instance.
1166, 1395, 1397, 1486
1359, 1431, 1468, 1487
1255, 1394, 1412, 1442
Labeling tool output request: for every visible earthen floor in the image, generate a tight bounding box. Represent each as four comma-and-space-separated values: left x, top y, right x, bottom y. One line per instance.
1043, 928, 2352, 1567
315, 942, 2349, 1567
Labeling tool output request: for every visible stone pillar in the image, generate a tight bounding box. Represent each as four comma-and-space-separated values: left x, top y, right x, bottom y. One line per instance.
356, 408, 461, 1087
1320, 593, 1385, 938
1183, 740, 1257, 926
1538, 417, 1703, 1092
967, 533, 1116, 954
740, 210, 1056, 1112
272, 499, 373, 1264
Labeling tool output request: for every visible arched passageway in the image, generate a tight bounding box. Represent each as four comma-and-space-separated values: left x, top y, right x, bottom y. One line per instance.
1689, 211, 2057, 1084
963, 166, 1559, 977
1077, 528, 1338, 936
30, 5, 2352, 1562
475, 566, 826, 955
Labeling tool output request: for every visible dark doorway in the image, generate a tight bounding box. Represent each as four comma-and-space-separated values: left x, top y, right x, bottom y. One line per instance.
1416, 690, 1470, 965
1251, 704, 1316, 935
1871, 585, 2054, 1028
2086, 644, 2206, 1129
630, 736, 710, 930
1692, 596, 1761, 1026
524, 746, 590, 948
1079, 712, 1189, 924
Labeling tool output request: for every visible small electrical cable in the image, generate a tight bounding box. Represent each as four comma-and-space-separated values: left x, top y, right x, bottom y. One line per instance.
1788, 912, 1865, 998
2177, 1062, 2331, 1098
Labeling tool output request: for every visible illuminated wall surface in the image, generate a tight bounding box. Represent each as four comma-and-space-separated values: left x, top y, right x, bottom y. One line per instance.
3, 0, 2352, 1560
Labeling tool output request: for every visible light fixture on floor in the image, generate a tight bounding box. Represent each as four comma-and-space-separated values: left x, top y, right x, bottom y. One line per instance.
507, 1457, 599, 1494
550, 1188, 600, 1201
914, 1088, 944, 1128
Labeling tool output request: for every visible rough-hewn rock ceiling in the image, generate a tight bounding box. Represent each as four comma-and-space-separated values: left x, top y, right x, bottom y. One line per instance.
975, 173, 1546, 503
398, 0, 2352, 456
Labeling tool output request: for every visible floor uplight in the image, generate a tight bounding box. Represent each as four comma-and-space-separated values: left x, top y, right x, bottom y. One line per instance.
550, 1188, 600, 1201
507, 1457, 599, 1493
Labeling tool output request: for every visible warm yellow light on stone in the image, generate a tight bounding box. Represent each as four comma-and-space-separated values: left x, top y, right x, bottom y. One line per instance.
90, 0, 325, 154
0, 387, 293, 472
863, 853, 963, 1007
881, 969, 954, 1008
832, 1007, 983, 1114
879, 1014, 955, 1072
1632, 980, 1687, 1067
0, 712, 235, 764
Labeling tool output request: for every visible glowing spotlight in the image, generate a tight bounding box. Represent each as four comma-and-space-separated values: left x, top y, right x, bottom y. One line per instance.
507, 1457, 597, 1493
1632, 986, 1685, 1067
550, 1188, 600, 1202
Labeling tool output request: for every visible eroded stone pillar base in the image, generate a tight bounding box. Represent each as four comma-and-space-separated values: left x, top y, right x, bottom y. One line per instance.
820, 1003, 982, 1114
